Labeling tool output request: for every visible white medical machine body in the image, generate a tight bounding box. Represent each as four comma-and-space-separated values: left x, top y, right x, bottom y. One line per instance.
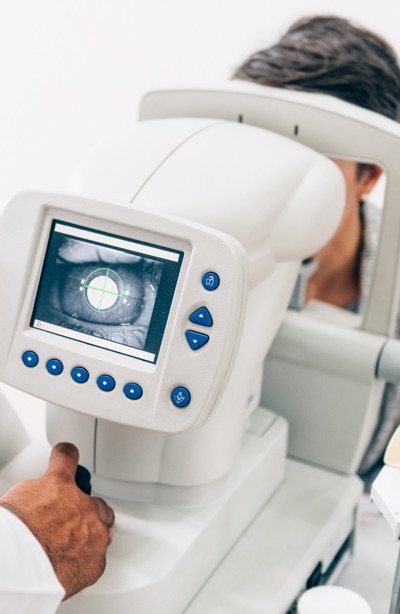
1, 82, 399, 612
45, 116, 343, 496
0, 105, 346, 613
0, 190, 248, 436
139, 81, 400, 475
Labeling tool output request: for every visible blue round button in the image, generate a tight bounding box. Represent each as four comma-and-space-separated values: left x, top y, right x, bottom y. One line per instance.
22, 351, 39, 368
97, 375, 115, 392
46, 358, 64, 376
202, 272, 220, 291
171, 387, 191, 408
71, 367, 89, 384
123, 383, 143, 400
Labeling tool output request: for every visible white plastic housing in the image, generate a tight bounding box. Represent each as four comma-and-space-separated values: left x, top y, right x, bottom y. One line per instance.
0, 191, 246, 433
138, 83, 400, 475
140, 82, 400, 338
261, 303, 386, 473
0, 117, 345, 491
65, 118, 344, 491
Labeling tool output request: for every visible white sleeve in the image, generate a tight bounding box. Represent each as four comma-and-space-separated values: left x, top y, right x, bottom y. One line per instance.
0, 506, 65, 613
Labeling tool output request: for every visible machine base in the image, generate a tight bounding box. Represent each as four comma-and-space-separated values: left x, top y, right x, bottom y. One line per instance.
186, 458, 363, 613
0, 407, 362, 614
0, 408, 288, 614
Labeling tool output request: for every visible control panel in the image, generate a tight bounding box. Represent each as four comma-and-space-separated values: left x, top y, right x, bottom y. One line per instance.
0, 191, 247, 433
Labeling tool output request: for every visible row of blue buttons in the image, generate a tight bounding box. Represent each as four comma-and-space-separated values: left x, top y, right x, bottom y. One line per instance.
22, 351, 143, 399
21, 350, 191, 407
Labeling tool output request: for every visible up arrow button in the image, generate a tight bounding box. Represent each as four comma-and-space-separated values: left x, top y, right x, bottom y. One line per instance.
189, 307, 213, 327
185, 330, 210, 351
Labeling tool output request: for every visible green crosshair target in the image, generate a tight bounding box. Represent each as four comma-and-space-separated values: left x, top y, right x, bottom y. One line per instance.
83, 268, 124, 312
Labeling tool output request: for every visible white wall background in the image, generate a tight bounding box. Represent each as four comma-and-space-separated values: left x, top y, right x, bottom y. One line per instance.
0, 0, 399, 210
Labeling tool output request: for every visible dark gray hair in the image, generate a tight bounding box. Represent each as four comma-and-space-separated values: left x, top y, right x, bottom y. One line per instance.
233, 16, 400, 121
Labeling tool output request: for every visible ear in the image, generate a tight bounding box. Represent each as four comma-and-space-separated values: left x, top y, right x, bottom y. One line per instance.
357, 165, 383, 198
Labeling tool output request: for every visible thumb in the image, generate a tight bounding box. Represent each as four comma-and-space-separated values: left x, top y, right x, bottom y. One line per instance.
45, 442, 80, 482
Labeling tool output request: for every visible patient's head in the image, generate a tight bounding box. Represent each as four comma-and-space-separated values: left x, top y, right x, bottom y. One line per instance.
234, 16, 400, 306
233, 15, 400, 120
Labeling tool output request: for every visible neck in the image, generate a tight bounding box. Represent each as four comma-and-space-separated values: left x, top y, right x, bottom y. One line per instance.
306, 203, 363, 308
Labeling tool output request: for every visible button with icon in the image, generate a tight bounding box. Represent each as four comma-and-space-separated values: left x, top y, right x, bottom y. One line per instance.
202, 272, 220, 291
171, 386, 191, 408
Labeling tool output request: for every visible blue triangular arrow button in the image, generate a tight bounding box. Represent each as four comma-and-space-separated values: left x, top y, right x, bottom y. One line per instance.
185, 330, 210, 350
189, 307, 213, 327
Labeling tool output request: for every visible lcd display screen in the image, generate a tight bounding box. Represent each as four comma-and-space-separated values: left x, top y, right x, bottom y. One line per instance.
31, 221, 184, 363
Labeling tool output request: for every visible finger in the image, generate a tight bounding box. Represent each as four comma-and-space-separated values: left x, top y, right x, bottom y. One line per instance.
45, 442, 79, 482
92, 496, 115, 528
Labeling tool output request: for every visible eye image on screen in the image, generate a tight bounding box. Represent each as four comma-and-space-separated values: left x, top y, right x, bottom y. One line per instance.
46, 239, 161, 349
31, 221, 183, 363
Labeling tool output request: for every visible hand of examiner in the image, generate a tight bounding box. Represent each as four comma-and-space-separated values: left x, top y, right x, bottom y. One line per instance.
0, 442, 115, 600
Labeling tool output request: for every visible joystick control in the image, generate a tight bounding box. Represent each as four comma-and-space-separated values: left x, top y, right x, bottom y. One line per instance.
75, 464, 92, 495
